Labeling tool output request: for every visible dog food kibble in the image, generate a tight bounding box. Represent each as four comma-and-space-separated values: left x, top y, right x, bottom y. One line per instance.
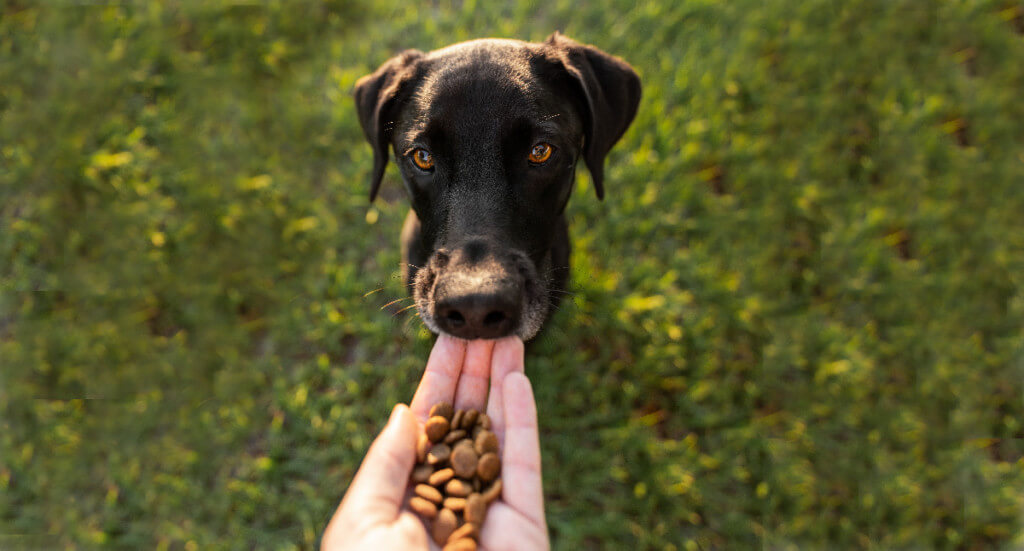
408, 402, 502, 549
476, 452, 500, 482
450, 442, 479, 479
415, 483, 443, 504
444, 429, 468, 445
425, 416, 451, 442
474, 430, 498, 455
430, 401, 455, 421
427, 443, 451, 464
481, 477, 501, 503
409, 496, 438, 518
445, 478, 472, 497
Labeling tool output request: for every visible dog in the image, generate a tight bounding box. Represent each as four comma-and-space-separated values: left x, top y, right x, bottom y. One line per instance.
354, 32, 640, 340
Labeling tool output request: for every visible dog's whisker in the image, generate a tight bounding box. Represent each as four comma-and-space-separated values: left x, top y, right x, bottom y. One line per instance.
394, 303, 419, 315
379, 297, 413, 310
363, 287, 385, 298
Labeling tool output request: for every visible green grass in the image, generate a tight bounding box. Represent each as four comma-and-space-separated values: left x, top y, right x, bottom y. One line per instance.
3, 1, 1024, 549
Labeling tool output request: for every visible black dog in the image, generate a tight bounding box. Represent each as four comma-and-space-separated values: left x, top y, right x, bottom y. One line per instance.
354, 33, 640, 340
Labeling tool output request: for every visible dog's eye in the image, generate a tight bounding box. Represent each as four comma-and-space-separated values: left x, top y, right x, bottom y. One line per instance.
411, 149, 434, 171
528, 143, 553, 164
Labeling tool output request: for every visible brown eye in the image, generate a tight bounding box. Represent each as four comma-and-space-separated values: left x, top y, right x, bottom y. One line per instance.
411, 149, 434, 170
528, 143, 553, 164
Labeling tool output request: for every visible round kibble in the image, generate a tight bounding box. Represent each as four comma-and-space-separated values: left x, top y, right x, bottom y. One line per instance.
415, 483, 443, 504
474, 430, 498, 455
464, 493, 487, 524
481, 480, 502, 504
443, 496, 467, 511
428, 468, 455, 487
433, 508, 458, 545
443, 539, 477, 551
443, 429, 467, 445
461, 409, 479, 429
476, 452, 500, 482
409, 496, 438, 519
425, 416, 451, 443
411, 464, 434, 484
451, 443, 479, 479
427, 443, 451, 465
409, 403, 506, 547
445, 478, 472, 497
447, 522, 479, 544
429, 401, 455, 421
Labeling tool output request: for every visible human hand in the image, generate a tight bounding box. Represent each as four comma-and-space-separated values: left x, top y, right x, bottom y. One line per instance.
321, 335, 549, 551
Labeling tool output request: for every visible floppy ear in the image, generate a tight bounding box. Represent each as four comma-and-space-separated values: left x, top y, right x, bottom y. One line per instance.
353, 49, 424, 202
545, 32, 641, 200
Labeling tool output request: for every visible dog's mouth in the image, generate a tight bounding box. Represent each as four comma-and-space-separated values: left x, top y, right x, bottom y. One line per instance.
412, 240, 549, 341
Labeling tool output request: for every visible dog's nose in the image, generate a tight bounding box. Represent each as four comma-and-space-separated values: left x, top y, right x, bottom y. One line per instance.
435, 291, 520, 340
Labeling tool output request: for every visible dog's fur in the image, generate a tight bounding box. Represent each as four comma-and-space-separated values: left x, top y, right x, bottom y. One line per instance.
355, 33, 640, 340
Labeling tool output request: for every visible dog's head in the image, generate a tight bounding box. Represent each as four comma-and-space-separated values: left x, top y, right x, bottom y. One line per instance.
354, 33, 640, 340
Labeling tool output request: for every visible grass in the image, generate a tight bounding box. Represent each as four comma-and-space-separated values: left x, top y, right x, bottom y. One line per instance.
2, 0, 1024, 549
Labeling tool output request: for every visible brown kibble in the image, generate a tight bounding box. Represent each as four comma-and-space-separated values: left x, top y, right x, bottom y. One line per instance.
428, 468, 455, 486
429, 402, 455, 421
433, 508, 458, 545
474, 430, 498, 455
415, 483, 443, 504
443, 429, 468, 445
416, 433, 430, 463
461, 409, 479, 429
443, 538, 477, 551
409, 496, 438, 518
443, 497, 467, 511
464, 492, 487, 524
425, 416, 451, 443
451, 442, 479, 479
427, 443, 451, 465
476, 452, 500, 482
481, 479, 502, 504
411, 464, 434, 484
447, 522, 479, 544
414, 403, 504, 538
445, 478, 472, 497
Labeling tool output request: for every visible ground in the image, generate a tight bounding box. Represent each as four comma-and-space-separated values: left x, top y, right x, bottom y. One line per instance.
2, 1, 1024, 549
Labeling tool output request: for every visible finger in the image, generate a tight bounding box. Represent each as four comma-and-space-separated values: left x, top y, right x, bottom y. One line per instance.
478, 504, 550, 551
500, 372, 546, 527
337, 404, 420, 524
485, 336, 525, 445
411, 334, 467, 421
453, 338, 494, 412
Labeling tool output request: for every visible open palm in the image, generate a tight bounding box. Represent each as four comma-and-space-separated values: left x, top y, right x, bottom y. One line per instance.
322, 335, 549, 551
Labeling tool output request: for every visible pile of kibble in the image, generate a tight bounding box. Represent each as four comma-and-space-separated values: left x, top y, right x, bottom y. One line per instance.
408, 402, 502, 551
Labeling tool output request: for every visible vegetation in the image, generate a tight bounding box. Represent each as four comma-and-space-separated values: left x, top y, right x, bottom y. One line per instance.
2, 1, 1023, 549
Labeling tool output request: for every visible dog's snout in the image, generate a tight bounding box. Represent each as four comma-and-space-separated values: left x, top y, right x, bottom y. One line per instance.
436, 290, 519, 339
462, 239, 488, 264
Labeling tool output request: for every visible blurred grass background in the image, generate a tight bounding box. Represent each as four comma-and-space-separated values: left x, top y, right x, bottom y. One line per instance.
2, 0, 1024, 549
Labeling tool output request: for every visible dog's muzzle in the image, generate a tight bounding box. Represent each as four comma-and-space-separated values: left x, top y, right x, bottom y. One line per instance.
413, 238, 547, 340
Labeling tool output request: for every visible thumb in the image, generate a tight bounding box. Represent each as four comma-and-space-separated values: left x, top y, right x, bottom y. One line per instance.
341, 404, 419, 524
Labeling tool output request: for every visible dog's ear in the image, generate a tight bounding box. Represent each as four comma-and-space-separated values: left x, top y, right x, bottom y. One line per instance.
353, 49, 424, 202
545, 32, 641, 200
